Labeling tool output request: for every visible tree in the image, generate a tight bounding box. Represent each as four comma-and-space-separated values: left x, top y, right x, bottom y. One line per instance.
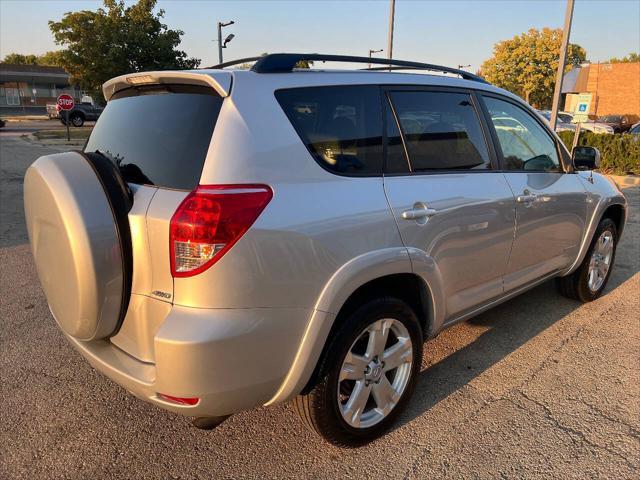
1, 53, 39, 65
37, 50, 66, 67
606, 52, 639, 63
48, 0, 200, 100
1, 51, 66, 67
480, 28, 586, 108
232, 53, 314, 70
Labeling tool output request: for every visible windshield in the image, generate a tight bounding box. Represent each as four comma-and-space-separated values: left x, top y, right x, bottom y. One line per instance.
85, 85, 223, 190
599, 115, 621, 123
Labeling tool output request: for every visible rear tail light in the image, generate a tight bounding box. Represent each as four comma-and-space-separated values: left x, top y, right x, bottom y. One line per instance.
170, 184, 273, 277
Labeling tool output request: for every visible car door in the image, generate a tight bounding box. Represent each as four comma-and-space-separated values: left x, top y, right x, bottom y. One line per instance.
480, 94, 587, 291
383, 87, 516, 321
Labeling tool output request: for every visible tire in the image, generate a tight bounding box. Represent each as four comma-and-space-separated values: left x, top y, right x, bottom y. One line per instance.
70, 113, 84, 127
556, 217, 617, 302
294, 297, 423, 447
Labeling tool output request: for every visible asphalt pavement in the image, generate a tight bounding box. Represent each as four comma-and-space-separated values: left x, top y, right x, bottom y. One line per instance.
1, 135, 638, 479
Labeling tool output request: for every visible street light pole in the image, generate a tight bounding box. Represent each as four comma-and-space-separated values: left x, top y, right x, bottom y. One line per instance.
550, 0, 575, 130
217, 22, 223, 64
368, 48, 383, 69
217, 20, 235, 64
387, 0, 395, 61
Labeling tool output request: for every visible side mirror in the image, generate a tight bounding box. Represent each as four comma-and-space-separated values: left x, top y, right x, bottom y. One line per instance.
572, 146, 601, 170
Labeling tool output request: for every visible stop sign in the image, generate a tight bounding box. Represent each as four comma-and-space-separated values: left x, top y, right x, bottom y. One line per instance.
57, 94, 75, 111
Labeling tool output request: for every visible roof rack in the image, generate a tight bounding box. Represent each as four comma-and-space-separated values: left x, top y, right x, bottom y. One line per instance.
208, 53, 487, 83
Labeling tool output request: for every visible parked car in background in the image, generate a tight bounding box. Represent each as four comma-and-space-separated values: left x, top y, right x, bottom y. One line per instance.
46, 103, 60, 119
23, 53, 628, 447
597, 114, 635, 133
579, 119, 615, 135
537, 110, 575, 132
59, 99, 103, 127
47, 96, 103, 126
626, 122, 640, 135
537, 110, 615, 134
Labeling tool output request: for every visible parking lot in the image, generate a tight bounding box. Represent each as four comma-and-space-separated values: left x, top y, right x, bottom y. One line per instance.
1, 134, 638, 479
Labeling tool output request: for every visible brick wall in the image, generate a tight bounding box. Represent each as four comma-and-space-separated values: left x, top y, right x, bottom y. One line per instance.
585, 63, 640, 118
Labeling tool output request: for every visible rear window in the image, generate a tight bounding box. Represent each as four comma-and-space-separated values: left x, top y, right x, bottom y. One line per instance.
275, 86, 383, 176
84, 85, 223, 190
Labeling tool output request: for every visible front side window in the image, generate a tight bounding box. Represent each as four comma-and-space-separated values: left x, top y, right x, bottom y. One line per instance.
275, 86, 383, 175
484, 97, 560, 172
388, 91, 491, 171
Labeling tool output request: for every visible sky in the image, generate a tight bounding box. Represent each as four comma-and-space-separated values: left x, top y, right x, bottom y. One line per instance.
1, 0, 639, 72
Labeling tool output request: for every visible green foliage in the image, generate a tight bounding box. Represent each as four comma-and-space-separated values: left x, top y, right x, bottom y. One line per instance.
37, 50, 66, 67
558, 131, 640, 175
294, 60, 314, 69
48, 0, 200, 100
0, 51, 64, 66
1, 53, 39, 65
606, 52, 639, 63
480, 28, 586, 109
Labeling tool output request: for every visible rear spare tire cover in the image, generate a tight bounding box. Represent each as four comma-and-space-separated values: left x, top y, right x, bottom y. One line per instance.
24, 151, 132, 341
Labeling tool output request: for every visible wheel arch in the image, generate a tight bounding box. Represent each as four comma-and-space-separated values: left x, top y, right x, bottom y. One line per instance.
602, 203, 626, 239
299, 272, 434, 394
264, 248, 440, 405
563, 198, 627, 276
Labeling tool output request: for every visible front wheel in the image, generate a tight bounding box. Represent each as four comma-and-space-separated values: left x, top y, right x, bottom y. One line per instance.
293, 297, 422, 447
556, 217, 617, 302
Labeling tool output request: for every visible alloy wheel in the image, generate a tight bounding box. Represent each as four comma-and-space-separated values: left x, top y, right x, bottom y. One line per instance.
588, 230, 614, 292
337, 318, 413, 429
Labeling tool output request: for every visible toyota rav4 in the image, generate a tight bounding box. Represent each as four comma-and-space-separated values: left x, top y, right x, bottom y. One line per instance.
24, 54, 627, 447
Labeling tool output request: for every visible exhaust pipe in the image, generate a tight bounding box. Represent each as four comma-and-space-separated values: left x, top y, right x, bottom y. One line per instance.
192, 415, 231, 430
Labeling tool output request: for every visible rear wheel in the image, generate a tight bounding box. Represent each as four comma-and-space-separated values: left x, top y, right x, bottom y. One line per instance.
294, 297, 422, 447
556, 218, 617, 302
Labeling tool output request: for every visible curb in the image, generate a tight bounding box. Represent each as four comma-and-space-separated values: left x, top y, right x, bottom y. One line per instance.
607, 175, 640, 186
21, 133, 86, 148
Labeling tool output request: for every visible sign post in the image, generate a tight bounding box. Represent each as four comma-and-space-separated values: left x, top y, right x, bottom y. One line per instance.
56, 94, 75, 142
571, 92, 592, 150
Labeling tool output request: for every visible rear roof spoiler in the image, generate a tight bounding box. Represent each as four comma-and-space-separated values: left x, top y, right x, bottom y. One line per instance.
102, 70, 232, 101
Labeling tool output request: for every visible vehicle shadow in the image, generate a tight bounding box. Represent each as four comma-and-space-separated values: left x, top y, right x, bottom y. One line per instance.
393, 254, 639, 431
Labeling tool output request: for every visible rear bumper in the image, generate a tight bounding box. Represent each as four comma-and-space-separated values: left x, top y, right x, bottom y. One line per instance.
65, 304, 312, 417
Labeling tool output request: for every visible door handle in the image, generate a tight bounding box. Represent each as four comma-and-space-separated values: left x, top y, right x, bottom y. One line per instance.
401, 206, 437, 220
516, 190, 537, 206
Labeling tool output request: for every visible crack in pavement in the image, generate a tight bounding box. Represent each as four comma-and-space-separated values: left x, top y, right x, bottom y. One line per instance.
513, 390, 638, 471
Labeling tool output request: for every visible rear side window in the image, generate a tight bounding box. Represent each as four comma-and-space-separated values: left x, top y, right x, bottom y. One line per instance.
275, 86, 383, 176
84, 85, 223, 190
389, 91, 490, 171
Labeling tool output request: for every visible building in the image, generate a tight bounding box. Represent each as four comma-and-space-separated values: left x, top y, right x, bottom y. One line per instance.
0, 64, 83, 115
562, 62, 640, 119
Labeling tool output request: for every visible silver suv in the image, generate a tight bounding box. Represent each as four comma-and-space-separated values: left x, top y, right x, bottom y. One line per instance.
24, 54, 627, 446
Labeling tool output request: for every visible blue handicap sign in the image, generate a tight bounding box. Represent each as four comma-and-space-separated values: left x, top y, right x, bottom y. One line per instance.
578, 104, 587, 112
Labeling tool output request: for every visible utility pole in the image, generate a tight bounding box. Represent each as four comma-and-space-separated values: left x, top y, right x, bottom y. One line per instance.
550, 0, 575, 130
387, 0, 395, 61
368, 48, 383, 69
217, 20, 235, 64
